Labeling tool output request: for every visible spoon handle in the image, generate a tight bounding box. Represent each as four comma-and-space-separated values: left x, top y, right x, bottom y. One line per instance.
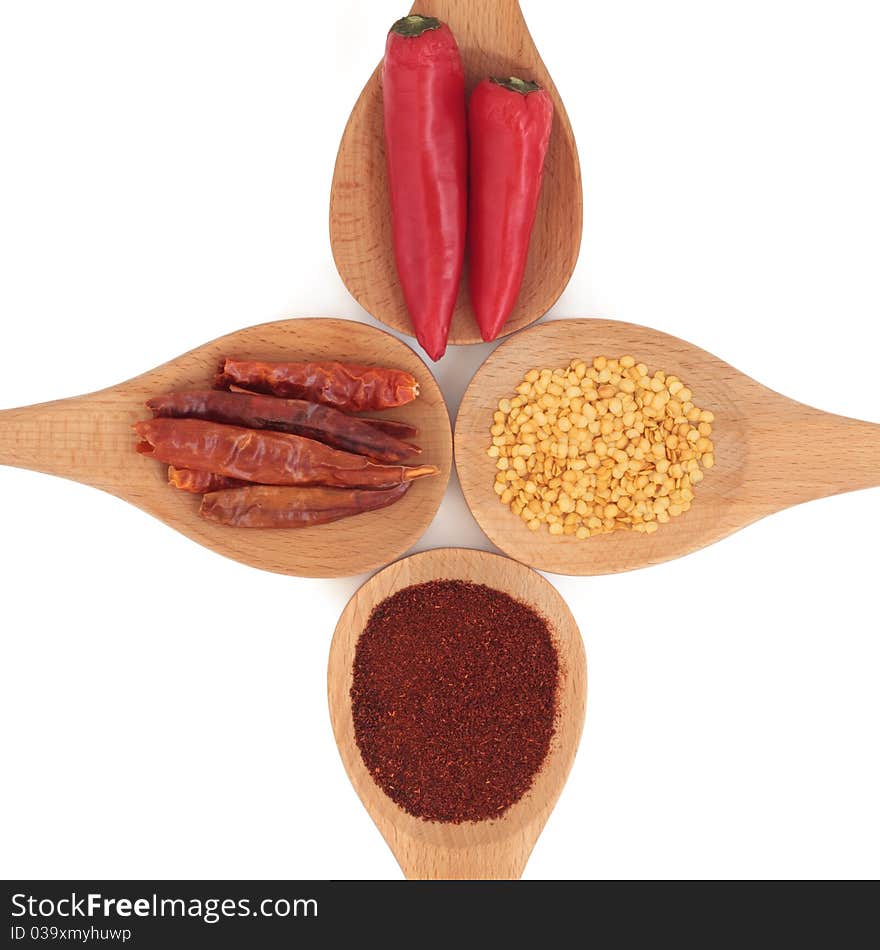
749, 404, 880, 507
394, 837, 529, 880
424, 0, 521, 15
0, 393, 136, 492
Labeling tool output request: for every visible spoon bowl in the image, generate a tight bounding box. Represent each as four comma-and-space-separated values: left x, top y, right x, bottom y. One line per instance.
455, 318, 880, 575
329, 0, 582, 347
0, 318, 452, 578
327, 547, 587, 879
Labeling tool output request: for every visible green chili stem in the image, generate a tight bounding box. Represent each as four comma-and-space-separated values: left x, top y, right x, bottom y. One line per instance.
390, 14, 442, 37
490, 76, 542, 95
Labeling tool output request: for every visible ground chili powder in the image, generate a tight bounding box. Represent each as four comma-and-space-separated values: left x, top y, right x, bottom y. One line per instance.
351, 579, 558, 823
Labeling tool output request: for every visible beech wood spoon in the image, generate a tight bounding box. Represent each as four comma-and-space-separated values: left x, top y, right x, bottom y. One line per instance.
329, 0, 582, 347
328, 548, 587, 879
0, 318, 452, 578
455, 318, 880, 575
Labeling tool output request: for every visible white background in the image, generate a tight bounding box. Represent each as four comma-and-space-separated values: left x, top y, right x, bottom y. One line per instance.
1, 0, 878, 880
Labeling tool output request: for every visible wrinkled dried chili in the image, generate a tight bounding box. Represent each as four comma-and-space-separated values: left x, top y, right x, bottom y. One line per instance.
358, 416, 418, 440
148, 390, 419, 463
167, 466, 247, 494
351, 580, 558, 823
217, 358, 418, 412
134, 418, 437, 489
200, 481, 410, 528
225, 385, 420, 440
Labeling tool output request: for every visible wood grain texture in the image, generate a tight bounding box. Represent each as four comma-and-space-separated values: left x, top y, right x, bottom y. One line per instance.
328, 548, 587, 880
455, 318, 880, 575
329, 0, 582, 349
0, 319, 452, 578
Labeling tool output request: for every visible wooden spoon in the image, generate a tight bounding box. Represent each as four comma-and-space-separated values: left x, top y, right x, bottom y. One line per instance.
455, 318, 880, 575
328, 547, 587, 879
0, 318, 452, 578
329, 0, 582, 347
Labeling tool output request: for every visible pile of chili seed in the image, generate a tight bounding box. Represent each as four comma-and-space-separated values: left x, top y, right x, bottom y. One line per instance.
351, 580, 558, 824
490, 356, 716, 537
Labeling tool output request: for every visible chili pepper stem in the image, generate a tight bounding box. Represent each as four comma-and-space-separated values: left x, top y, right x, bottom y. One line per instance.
403, 464, 439, 481
490, 76, 542, 95
390, 14, 441, 37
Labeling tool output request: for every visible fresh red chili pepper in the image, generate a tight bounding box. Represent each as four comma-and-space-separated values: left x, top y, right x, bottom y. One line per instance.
468, 77, 554, 342
383, 15, 467, 362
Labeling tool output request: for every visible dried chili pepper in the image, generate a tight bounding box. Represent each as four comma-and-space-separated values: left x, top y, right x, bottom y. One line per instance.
358, 416, 418, 440
383, 15, 467, 361
468, 77, 554, 342
216, 359, 418, 412
134, 419, 437, 489
226, 385, 419, 440
200, 481, 410, 528
147, 391, 419, 464
167, 467, 247, 494
351, 580, 558, 823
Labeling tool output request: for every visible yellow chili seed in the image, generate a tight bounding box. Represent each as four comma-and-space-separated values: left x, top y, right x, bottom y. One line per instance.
489, 356, 715, 540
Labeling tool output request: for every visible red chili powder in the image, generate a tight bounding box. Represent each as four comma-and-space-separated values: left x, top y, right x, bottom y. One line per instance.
350, 579, 558, 823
